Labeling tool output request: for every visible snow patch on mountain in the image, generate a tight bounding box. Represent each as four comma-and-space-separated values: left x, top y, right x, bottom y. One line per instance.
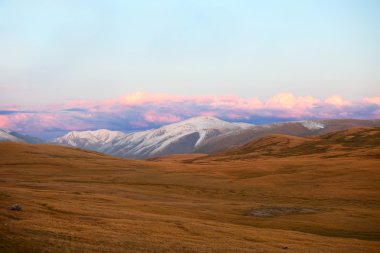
301, 121, 325, 130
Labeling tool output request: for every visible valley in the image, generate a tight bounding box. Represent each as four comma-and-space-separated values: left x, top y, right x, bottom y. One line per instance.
0, 127, 379, 252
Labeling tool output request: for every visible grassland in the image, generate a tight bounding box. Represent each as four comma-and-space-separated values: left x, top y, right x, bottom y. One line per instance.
0, 128, 380, 252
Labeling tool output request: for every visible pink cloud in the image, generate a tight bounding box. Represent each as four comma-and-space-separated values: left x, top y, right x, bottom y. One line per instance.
120, 91, 185, 106
0, 113, 30, 130
0, 112, 92, 133
0, 115, 10, 128
263, 93, 320, 118
118, 92, 263, 111
324, 95, 350, 107
144, 111, 182, 123
266, 93, 319, 110
130, 120, 149, 128
65, 100, 92, 106
120, 91, 150, 106
245, 97, 263, 109
197, 111, 219, 117
364, 94, 380, 105
1, 91, 379, 137
266, 92, 297, 109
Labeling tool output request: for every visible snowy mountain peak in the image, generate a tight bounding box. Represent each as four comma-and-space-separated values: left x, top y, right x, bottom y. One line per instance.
145, 116, 252, 150
53, 129, 126, 148
163, 116, 250, 131
179, 116, 223, 124
62, 129, 124, 139
167, 116, 223, 128
51, 116, 255, 159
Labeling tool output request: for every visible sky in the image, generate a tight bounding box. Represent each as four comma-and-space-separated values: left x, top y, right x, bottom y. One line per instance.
0, 0, 379, 138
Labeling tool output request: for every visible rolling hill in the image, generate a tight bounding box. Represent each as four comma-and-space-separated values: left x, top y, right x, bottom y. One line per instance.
208, 126, 380, 160
195, 119, 380, 154
0, 127, 380, 252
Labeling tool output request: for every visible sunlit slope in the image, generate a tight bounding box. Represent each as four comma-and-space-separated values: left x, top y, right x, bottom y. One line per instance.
209, 127, 380, 160
195, 119, 380, 154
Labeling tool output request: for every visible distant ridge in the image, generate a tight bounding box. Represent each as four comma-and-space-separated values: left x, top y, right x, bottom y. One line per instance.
194, 119, 380, 154
51, 116, 253, 159
51, 117, 380, 159
3, 117, 380, 159
0, 129, 43, 144
209, 126, 380, 160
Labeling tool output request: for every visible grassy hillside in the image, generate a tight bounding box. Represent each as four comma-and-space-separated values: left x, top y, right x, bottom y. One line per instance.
195, 119, 380, 154
0, 128, 379, 252
211, 127, 380, 159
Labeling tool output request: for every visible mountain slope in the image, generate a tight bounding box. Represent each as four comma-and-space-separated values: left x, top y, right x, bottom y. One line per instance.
52, 129, 126, 151
52, 116, 253, 159
209, 126, 380, 160
195, 119, 380, 154
0, 129, 43, 144
51, 118, 380, 159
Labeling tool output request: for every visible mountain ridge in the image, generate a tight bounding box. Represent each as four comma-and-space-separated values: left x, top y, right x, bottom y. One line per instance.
194, 118, 380, 154
205, 126, 380, 161
51, 116, 253, 159
0, 129, 43, 144
3, 117, 380, 159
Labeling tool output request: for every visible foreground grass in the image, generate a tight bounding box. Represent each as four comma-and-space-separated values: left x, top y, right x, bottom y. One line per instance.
0, 142, 379, 252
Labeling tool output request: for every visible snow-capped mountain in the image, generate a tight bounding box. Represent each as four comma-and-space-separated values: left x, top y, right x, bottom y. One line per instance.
0, 129, 43, 143
51, 116, 254, 159
50, 117, 380, 159
52, 129, 126, 151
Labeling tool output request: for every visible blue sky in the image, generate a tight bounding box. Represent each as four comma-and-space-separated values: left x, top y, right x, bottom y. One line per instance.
0, 0, 379, 106
0, 1, 379, 138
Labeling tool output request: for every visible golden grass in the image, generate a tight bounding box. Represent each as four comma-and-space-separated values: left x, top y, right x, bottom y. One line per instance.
0, 136, 379, 252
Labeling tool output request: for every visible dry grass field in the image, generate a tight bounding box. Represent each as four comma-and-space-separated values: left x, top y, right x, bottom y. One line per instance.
0, 127, 380, 252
